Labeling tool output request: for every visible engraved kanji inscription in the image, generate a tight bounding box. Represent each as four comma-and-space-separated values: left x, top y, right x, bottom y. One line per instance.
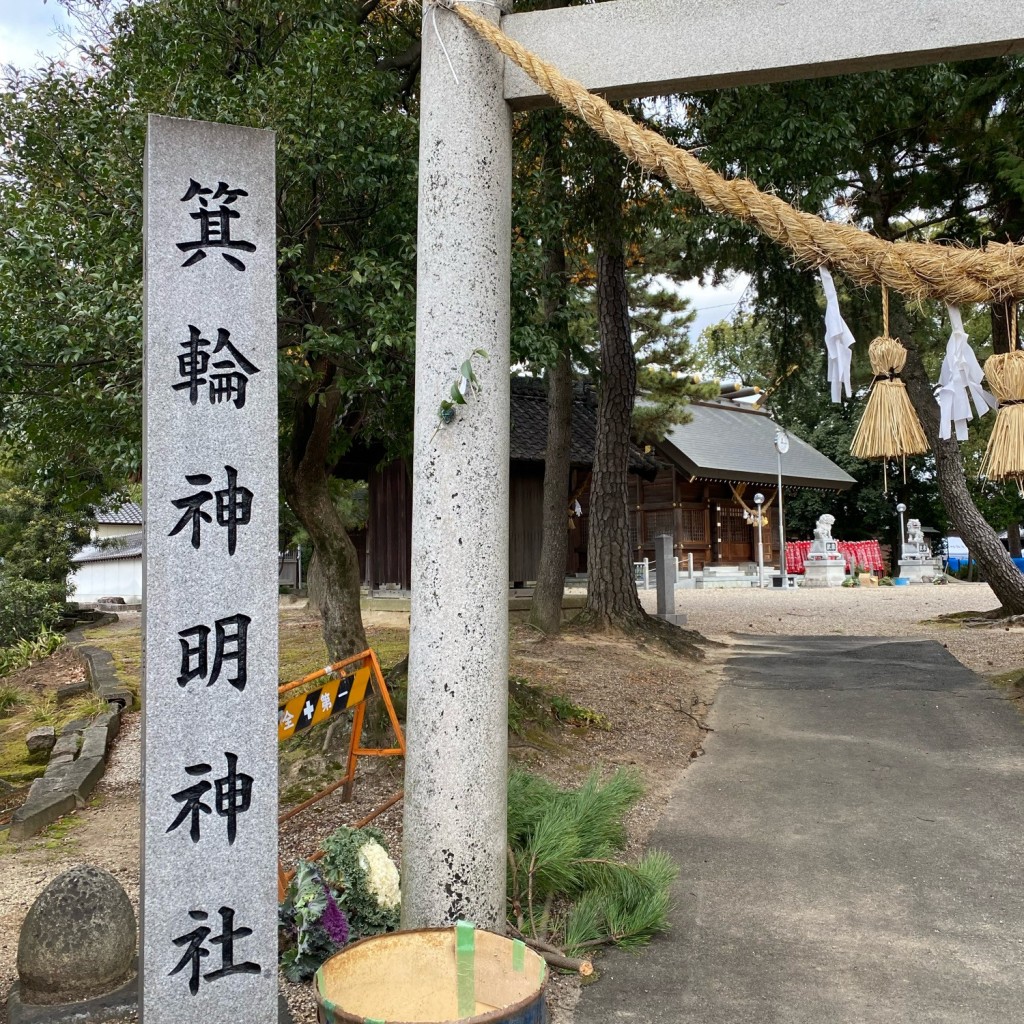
169, 466, 253, 555
177, 613, 251, 690
170, 906, 261, 995
177, 179, 256, 270
172, 326, 260, 409
167, 752, 254, 844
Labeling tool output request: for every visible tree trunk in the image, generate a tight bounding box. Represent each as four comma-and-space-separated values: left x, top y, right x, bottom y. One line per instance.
894, 301, 1024, 613
583, 154, 647, 629
529, 346, 573, 634
282, 383, 368, 659
991, 302, 1015, 354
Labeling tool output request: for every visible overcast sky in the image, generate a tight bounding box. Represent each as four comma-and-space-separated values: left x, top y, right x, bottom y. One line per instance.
0, 0, 750, 357
0, 0, 72, 69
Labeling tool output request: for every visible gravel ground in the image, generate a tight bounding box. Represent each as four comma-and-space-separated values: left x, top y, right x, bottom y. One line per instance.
639, 579, 1021, 675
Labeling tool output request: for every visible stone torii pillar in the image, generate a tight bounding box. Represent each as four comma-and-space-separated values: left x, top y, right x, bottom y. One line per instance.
402, 0, 513, 931
403, 0, 1024, 929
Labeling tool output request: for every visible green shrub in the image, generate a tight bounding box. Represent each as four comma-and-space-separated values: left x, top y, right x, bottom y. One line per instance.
0, 576, 64, 650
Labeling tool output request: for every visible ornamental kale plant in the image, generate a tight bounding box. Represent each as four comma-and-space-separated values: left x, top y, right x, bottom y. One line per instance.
320, 825, 401, 937
279, 826, 400, 982
278, 861, 350, 983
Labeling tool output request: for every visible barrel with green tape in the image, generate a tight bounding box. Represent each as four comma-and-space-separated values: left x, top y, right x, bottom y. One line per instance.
314, 923, 547, 1024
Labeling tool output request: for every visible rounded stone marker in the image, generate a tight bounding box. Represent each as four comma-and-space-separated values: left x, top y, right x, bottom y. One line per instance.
17, 864, 137, 1005
25, 727, 56, 755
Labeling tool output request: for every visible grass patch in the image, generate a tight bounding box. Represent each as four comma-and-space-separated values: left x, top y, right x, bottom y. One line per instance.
365, 626, 409, 675
0, 692, 109, 788
509, 676, 610, 738
29, 693, 110, 730
279, 619, 329, 683
40, 812, 83, 850
0, 739, 49, 785
0, 685, 27, 718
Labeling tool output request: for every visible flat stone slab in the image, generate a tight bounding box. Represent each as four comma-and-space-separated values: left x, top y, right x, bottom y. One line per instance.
7, 974, 137, 1024
9, 789, 75, 840
577, 635, 1024, 1024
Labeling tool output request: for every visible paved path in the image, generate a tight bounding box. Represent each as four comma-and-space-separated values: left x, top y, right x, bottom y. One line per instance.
577, 636, 1024, 1024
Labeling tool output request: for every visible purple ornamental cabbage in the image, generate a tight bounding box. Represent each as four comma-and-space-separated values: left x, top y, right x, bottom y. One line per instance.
321, 888, 350, 947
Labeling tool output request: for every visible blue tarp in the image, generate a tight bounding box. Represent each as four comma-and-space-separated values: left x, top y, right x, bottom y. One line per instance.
946, 557, 1024, 573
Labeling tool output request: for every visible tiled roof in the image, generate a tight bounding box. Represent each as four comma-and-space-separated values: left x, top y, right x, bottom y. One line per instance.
660, 402, 856, 491
510, 377, 655, 473
72, 532, 143, 564
94, 502, 143, 525
510, 376, 598, 464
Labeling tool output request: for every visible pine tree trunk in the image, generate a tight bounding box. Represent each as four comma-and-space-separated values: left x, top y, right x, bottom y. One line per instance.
894, 302, 1024, 614
282, 384, 369, 659
529, 347, 572, 634
583, 155, 647, 628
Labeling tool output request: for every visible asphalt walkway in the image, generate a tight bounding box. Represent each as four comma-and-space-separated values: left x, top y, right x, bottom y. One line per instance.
577, 636, 1024, 1024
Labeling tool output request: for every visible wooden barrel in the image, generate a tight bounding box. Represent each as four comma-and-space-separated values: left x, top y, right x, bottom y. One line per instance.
315, 925, 547, 1024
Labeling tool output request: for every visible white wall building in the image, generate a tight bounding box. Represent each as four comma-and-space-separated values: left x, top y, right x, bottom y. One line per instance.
69, 503, 143, 606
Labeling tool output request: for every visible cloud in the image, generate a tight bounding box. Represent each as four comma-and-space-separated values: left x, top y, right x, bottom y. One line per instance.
0, 1, 73, 71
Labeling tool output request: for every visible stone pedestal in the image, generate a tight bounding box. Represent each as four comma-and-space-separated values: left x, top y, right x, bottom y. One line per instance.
802, 555, 847, 587
898, 558, 941, 583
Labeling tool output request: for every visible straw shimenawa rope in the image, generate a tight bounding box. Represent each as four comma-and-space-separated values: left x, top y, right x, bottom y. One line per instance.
451, 2, 1024, 305
850, 288, 929, 477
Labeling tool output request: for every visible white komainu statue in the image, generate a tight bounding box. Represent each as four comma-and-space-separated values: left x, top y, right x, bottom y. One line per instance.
813, 514, 835, 546
906, 518, 929, 555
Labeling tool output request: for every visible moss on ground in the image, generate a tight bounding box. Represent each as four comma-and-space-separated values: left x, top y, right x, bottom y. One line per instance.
278, 619, 329, 683
365, 626, 409, 675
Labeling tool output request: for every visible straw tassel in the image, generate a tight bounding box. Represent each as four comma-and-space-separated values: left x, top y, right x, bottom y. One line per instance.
850, 292, 929, 483
980, 305, 1024, 493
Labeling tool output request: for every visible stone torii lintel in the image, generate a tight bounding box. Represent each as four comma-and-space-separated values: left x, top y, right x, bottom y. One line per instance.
502, 0, 1024, 110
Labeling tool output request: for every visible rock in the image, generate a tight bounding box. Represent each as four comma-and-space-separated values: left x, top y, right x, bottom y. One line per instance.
92, 709, 121, 746
17, 865, 137, 1005
79, 727, 108, 762
61, 718, 90, 736
51, 733, 81, 759
25, 728, 55, 756
9, 786, 76, 840
55, 680, 92, 704
97, 597, 125, 605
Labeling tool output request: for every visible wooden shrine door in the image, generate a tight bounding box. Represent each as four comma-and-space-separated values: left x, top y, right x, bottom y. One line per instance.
720, 506, 754, 563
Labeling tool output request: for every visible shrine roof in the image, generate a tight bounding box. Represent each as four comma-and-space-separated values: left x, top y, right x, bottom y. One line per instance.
510, 376, 655, 473
72, 532, 143, 564
94, 502, 143, 525
659, 401, 856, 491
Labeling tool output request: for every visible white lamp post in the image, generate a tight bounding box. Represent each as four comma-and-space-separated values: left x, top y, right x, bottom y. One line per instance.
754, 492, 765, 588
774, 428, 789, 588
896, 502, 907, 561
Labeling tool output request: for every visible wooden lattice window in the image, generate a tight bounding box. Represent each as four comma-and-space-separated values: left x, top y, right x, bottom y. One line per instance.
643, 509, 675, 545
680, 508, 706, 544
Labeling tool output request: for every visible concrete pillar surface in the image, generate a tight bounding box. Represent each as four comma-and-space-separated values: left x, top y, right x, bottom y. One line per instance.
402, 1, 513, 931
655, 534, 676, 619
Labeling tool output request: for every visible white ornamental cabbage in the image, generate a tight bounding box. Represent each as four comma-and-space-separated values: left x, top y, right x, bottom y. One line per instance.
358, 840, 401, 909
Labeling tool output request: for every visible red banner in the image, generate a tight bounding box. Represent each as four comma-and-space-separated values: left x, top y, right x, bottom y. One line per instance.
786, 539, 885, 575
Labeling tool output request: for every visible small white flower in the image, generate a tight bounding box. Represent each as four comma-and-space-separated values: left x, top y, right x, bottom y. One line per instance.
358, 840, 401, 909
